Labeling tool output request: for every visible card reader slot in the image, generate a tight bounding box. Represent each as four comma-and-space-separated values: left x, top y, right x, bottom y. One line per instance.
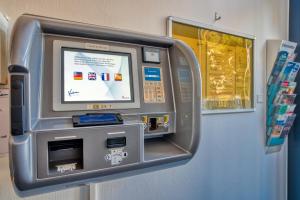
72, 113, 123, 127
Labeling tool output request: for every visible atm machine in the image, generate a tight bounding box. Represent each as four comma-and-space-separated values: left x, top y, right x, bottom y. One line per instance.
8, 14, 201, 193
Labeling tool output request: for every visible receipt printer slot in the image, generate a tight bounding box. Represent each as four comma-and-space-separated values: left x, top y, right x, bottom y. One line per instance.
106, 137, 126, 148
48, 139, 83, 173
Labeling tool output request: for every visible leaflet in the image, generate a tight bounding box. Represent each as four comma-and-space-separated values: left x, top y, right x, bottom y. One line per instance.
267, 135, 285, 146
274, 93, 296, 105
267, 125, 283, 137
277, 61, 300, 83
275, 104, 296, 115
280, 114, 296, 137
268, 81, 296, 105
266, 40, 298, 149
267, 40, 297, 86
267, 103, 296, 122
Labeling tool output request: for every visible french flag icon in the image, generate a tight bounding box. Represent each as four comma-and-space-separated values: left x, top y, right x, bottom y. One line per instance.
101, 73, 110, 81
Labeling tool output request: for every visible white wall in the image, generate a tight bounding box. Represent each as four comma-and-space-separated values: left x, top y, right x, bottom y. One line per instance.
0, 0, 289, 199
0, 89, 9, 154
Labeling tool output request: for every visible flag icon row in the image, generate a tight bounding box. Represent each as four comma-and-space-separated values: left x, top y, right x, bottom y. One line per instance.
73, 72, 122, 81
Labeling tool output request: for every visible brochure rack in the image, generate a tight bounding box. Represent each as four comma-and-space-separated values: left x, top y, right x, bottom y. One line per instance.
266, 40, 298, 153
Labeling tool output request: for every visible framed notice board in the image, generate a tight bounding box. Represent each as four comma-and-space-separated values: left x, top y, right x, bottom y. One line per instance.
168, 17, 255, 113
0, 13, 8, 85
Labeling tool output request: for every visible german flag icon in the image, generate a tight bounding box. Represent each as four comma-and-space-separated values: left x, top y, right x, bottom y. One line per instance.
73, 72, 83, 80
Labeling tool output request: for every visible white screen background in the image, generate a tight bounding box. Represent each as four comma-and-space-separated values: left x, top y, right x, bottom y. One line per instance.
63, 49, 132, 102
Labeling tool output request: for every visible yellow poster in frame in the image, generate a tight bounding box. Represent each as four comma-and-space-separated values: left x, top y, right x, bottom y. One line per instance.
171, 20, 254, 111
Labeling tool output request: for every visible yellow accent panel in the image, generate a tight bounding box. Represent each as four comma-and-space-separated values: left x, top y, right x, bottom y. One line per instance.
163, 115, 169, 123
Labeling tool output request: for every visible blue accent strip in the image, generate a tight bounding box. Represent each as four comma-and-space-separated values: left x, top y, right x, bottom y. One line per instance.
79, 114, 118, 123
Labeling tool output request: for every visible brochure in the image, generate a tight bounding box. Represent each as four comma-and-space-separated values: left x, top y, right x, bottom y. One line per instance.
267, 135, 285, 146
274, 93, 296, 104
279, 114, 296, 137
268, 125, 283, 137
275, 104, 296, 115
267, 103, 296, 123
277, 61, 300, 83
268, 81, 297, 105
267, 40, 297, 86
266, 40, 298, 148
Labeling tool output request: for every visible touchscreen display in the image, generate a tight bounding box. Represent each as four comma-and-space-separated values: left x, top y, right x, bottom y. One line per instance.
62, 48, 133, 102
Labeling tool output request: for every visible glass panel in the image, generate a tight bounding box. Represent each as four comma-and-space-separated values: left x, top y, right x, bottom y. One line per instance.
172, 22, 254, 111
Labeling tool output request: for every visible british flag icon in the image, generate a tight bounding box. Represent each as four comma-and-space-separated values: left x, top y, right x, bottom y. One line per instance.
88, 72, 97, 80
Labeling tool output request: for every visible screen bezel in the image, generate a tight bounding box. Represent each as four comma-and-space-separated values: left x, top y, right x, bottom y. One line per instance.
61, 47, 134, 104
52, 40, 140, 111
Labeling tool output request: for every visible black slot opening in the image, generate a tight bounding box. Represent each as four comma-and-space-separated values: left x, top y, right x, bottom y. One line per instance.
10, 75, 25, 136
149, 118, 158, 131
107, 137, 126, 148
48, 139, 83, 174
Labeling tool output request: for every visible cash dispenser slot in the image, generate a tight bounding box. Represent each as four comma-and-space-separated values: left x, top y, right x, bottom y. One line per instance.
48, 139, 83, 174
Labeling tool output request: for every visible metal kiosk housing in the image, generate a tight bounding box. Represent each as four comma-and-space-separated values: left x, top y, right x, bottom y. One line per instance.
8, 14, 202, 193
